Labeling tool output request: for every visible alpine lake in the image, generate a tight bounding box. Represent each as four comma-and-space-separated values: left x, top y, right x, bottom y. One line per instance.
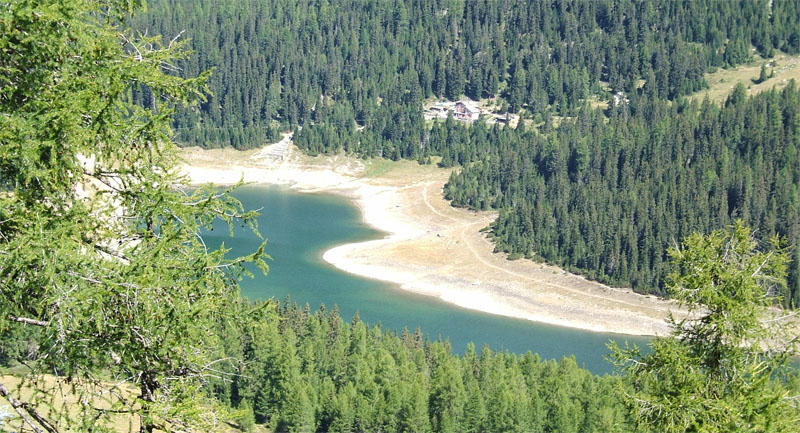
204, 184, 651, 375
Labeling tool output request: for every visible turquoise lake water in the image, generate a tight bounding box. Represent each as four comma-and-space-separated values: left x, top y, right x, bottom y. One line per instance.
203, 184, 651, 374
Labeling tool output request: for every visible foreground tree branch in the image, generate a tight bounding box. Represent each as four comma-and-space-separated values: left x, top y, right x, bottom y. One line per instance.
0, 382, 57, 433
9, 316, 49, 327
0, 1, 266, 430
610, 221, 799, 432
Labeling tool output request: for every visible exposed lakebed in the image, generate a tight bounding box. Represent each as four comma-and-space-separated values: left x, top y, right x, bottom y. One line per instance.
204, 185, 650, 374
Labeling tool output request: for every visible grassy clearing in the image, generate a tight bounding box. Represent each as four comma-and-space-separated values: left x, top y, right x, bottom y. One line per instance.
359, 159, 394, 178
179, 144, 262, 167
1, 373, 140, 432
0, 373, 262, 432
358, 157, 451, 184
691, 50, 800, 103
290, 145, 450, 183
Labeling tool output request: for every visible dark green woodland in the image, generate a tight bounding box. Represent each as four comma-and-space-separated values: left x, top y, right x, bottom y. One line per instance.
445, 84, 800, 304
134, 0, 800, 150
206, 300, 632, 433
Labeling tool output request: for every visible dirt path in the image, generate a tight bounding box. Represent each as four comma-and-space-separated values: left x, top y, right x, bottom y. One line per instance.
331, 175, 676, 335
418, 179, 674, 312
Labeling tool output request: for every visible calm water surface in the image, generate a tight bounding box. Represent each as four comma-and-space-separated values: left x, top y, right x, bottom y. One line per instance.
204, 185, 650, 374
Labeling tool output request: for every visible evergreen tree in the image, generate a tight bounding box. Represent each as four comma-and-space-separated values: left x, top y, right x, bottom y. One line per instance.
0, 0, 267, 430
611, 222, 799, 432
132, 0, 790, 150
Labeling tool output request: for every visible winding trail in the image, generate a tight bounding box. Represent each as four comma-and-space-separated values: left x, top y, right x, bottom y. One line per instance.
420, 181, 675, 315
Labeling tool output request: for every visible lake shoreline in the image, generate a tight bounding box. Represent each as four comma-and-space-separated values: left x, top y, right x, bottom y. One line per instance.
179, 144, 676, 337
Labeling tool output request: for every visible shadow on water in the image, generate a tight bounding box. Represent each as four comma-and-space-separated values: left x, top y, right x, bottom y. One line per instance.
203, 185, 652, 374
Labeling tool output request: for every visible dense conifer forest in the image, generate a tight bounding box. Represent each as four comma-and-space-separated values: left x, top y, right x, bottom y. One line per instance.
205, 300, 632, 433
136, 0, 800, 150
445, 85, 800, 304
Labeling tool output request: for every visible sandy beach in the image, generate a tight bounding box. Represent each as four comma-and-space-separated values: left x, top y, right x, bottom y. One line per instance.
179, 141, 676, 336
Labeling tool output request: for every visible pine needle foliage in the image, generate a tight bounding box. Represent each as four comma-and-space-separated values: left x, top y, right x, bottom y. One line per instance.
0, 1, 268, 431
611, 221, 800, 432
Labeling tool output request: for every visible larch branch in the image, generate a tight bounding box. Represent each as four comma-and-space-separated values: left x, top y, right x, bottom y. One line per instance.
0, 382, 59, 433
9, 315, 49, 327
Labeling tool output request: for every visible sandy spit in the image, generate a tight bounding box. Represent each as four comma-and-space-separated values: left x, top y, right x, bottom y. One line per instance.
179, 143, 675, 336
